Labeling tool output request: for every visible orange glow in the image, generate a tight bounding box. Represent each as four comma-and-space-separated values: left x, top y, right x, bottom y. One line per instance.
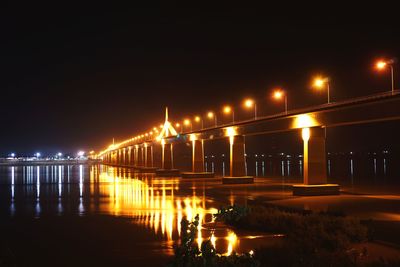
292, 114, 319, 129
223, 106, 232, 114
302, 127, 310, 141
184, 119, 191, 126
376, 60, 387, 70
207, 112, 214, 119
273, 89, 284, 99
194, 116, 201, 122
225, 126, 237, 137
175, 123, 180, 127
313, 76, 328, 88
243, 99, 254, 108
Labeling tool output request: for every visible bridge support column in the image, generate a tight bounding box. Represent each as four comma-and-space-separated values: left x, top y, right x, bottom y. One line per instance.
113, 151, 117, 165
222, 135, 253, 184
145, 143, 153, 167
133, 145, 138, 167
293, 127, 339, 195
182, 138, 214, 178
119, 149, 123, 165
122, 148, 127, 166
137, 145, 144, 167
156, 139, 180, 177
128, 146, 133, 166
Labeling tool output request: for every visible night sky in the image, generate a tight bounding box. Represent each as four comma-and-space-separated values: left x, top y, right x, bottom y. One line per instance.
1, 4, 399, 156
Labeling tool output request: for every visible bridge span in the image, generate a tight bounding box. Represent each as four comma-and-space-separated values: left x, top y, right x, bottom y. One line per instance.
96, 91, 400, 195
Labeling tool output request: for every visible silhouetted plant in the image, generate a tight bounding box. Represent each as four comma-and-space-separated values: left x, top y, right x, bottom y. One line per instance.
167, 215, 260, 267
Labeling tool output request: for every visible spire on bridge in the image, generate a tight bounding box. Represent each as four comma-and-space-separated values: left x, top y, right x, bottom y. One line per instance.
156, 107, 177, 141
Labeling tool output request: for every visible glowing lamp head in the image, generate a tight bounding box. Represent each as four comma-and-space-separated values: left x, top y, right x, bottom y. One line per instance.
175, 122, 180, 127
376, 60, 387, 70
57, 152, 62, 157
35, 152, 41, 157
223, 106, 232, 114
273, 90, 284, 99
244, 99, 254, 108
313, 76, 328, 89
207, 112, 214, 119
77, 151, 85, 157
11, 153, 15, 157
194, 116, 201, 122
184, 119, 190, 126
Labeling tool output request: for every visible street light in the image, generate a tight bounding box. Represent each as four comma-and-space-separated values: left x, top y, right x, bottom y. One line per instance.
272, 89, 288, 115
312, 76, 330, 104
207, 111, 217, 127
184, 119, 192, 132
35, 152, 41, 159
194, 116, 203, 129
175, 122, 182, 133
10, 153, 15, 158
223, 105, 234, 123
243, 98, 257, 120
375, 58, 396, 95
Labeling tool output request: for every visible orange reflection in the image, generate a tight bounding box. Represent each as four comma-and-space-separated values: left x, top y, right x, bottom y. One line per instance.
98, 167, 217, 243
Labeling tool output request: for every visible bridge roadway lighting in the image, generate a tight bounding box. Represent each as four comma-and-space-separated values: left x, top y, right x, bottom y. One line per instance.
272, 89, 288, 115
313, 76, 330, 104
243, 98, 257, 120
194, 116, 204, 129
207, 111, 217, 127
223, 105, 235, 123
175, 122, 182, 133
183, 119, 192, 132
375, 58, 396, 95
35, 152, 41, 159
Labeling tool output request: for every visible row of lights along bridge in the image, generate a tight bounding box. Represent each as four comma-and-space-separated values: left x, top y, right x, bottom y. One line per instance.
136, 58, 397, 139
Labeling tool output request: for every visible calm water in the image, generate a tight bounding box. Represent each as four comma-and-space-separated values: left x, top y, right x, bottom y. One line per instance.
0, 156, 398, 266
0, 164, 271, 261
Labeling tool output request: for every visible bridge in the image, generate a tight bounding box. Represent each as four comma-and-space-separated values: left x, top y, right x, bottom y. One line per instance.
96, 90, 400, 196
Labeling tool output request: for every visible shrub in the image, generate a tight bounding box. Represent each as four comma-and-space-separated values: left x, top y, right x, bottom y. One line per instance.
167, 215, 260, 267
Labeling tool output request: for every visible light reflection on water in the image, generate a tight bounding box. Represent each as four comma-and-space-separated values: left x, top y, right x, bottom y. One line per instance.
1, 164, 250, 256
97, 166, 239, 254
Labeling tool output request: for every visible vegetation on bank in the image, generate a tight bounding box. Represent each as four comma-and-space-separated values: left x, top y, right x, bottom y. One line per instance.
167, 215, 260, 267
168, 204, 400, 267
215, 204, 399, 267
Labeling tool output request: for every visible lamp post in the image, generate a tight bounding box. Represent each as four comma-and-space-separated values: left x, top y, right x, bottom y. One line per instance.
194, 116, 203, 129
313, 76, 330, 104
175, 122, 182, 133
272, 89, 288, 114
184, 119, 192, 132
376, 58, 396, 95
207, 111, 217, 127
243, 98, 257, 120
223, 105, 234, 123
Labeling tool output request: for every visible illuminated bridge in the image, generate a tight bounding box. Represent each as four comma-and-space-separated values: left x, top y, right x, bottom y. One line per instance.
96, 91, 400, 196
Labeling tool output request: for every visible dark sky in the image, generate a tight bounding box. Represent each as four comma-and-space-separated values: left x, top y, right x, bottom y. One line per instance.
1, 3, 399, 156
